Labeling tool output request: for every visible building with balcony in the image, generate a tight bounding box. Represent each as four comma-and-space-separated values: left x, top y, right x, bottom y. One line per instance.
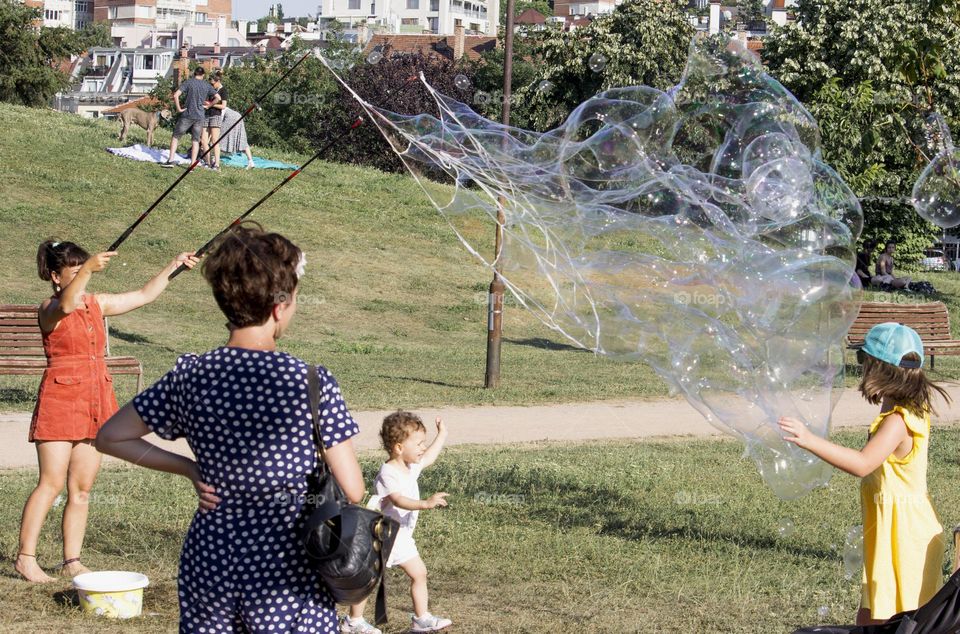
92, 0, 231, 28
20, 0, 95, 29
315, 0, 499, 38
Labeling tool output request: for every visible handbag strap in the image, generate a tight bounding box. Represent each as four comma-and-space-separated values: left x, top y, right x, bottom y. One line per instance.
307, 365, 390, 625
307, 365, 331, 470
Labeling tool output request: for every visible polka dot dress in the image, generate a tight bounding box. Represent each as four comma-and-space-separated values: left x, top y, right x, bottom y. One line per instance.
133, 347, 359, 633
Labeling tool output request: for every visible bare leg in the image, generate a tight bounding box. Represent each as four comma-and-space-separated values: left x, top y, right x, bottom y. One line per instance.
210, 127, 221, 167
399, 556, 429, 618
190, 140, 200, 165
15, 441, 71, 582
168, 136, 179, 163
245, 148, 254, 169
856, 607, 886, 626
200, 128, 209, 160
60, 440, 101, 577
348, 599, 367, 620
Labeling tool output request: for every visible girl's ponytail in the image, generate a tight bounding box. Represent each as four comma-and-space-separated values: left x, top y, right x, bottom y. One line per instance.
36, 241, 90, 282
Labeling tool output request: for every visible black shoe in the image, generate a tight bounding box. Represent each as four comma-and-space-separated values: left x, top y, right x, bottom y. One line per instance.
159, 161, 175, 168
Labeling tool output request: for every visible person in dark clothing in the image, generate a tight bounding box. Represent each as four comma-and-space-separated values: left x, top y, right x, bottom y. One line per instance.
855, 240, 878, 289
201, 72, 229, 171
162, 67, 220, 168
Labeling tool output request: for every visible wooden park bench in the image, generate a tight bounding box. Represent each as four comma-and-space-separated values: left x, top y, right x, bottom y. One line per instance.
0, 304, 144, 393
846, 301, 960, 370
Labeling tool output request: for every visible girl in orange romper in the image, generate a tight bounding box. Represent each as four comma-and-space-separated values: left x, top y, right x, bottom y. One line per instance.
14, 240, 198, 583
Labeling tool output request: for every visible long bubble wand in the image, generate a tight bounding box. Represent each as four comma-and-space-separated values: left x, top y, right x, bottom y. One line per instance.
169, 73, 422, 279
168, 117, 364, 279
107, 50, 315, 252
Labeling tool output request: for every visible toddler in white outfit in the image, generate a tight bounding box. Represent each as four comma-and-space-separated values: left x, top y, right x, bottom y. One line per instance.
341, 411, 451, 634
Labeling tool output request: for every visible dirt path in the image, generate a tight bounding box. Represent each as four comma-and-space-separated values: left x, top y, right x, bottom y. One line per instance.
3, 385, 960, 469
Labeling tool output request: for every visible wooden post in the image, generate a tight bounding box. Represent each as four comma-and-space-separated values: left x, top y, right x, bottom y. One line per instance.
484, 0, 515, 389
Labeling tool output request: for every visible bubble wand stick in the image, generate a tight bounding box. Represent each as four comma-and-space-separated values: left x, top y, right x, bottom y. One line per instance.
168, 117, 364, 280
169, 73, 422, 280
106, 50, 316, 252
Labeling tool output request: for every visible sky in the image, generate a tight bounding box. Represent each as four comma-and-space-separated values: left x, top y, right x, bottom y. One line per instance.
233, 1, 319, 20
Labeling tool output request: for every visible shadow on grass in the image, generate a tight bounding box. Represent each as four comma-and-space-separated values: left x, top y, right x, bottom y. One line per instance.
0, 388, 34, 402
505, 337, 587, 353
372, 375, 475, 390
434, 462, 836, 561
52, 588, 79, 608
109, 328, 177, 354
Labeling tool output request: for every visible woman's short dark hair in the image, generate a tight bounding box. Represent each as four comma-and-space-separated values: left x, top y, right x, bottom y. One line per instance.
202, 222, 302, 328
36, 240, 89, 281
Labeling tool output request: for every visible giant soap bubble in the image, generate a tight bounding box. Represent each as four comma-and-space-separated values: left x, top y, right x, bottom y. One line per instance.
913, 114, 960, 229
323, 37, 863, 499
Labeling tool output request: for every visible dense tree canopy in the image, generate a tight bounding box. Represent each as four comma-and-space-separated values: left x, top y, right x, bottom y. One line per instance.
764, 0, 960, 263
0, 0, 111, 107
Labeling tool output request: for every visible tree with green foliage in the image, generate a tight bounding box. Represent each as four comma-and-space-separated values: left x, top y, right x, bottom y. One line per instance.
763, 0, 960, 265
75, 22, 112, 51
213, 28, 358, 153
736, 0, 765, 26
501, 0, 552, 24
0, 1, 110, 107
312, 48, 475, 173
477, 0, 693, 131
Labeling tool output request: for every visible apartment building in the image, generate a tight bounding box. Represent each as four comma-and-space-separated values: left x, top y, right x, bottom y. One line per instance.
92, 0, 231, 28
316, 0, 499, 37
553, 0, 622, 18
21, 0, 95, 29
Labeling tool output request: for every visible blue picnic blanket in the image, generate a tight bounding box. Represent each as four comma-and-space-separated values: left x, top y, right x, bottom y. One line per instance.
221, 153, 298, 170
105, 145, 298, 170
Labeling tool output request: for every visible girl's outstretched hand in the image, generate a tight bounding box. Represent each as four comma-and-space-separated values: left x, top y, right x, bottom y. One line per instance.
778, 416, 813, 449
172, 252, 200, 271
84, 251, 117, 273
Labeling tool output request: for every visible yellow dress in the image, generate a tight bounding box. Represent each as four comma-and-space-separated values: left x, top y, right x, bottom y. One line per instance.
860, 405, 945, 619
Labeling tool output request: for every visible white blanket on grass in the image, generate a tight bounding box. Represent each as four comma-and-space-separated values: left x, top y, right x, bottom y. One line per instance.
106, 144, 192, 165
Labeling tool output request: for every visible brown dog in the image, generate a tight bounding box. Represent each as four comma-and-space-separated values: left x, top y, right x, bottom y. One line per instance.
118, 108, 171, 146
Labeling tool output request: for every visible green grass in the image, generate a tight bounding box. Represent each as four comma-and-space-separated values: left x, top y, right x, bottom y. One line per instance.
4, 429, 960, 632
0, 103, 664, 411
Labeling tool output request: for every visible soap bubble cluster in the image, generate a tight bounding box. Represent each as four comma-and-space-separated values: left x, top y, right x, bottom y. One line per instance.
323, 36, 863, 499
913, 114, 960, 229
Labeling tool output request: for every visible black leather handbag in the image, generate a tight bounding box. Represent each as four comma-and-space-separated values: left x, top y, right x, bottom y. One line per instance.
302, 366, 399, 625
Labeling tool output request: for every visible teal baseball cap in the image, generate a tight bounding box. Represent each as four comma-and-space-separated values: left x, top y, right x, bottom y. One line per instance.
860, 322, 924, 369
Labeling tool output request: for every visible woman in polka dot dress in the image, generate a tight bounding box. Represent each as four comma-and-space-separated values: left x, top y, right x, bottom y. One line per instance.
97, 224, 366, 633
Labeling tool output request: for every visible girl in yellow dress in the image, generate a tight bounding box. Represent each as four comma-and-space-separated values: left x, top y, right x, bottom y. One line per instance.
779, 322, 950, 626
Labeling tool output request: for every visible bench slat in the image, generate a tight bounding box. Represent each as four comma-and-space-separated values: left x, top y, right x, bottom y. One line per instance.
847, 301, 960, 355
0, 304, 143, 392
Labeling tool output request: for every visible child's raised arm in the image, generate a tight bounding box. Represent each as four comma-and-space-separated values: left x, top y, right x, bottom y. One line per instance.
779, 413, 909, 478
419, 416, 448, 469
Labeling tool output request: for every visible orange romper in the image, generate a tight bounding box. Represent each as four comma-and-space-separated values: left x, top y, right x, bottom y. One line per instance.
29, 294, 119, 442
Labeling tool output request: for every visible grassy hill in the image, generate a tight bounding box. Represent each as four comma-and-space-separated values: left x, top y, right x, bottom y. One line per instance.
0, 103, 662, 411
3, 103, 960, 413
